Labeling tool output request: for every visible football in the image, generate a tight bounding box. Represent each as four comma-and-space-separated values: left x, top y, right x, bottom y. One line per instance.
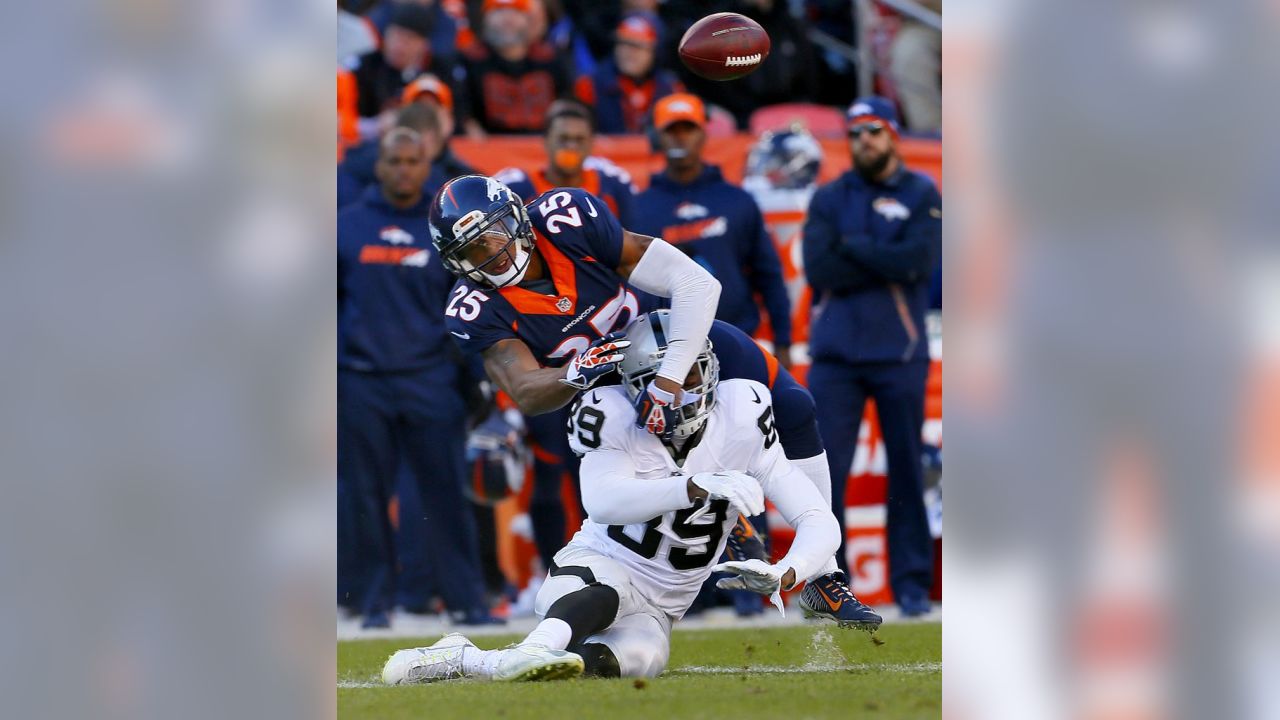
678, 12, 771, 81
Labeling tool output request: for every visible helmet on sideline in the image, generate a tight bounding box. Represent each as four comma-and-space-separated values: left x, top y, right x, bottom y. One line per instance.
619, 310, 719, 441
464, 412, 527, 505
429, 174, 535, 288
745, 126, 823, 189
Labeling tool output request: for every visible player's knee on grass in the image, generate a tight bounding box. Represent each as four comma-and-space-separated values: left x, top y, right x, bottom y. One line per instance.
577, 642, 622, 678
608, 636, 668, 678
771, 381, 824, 459
586, 612, 671, 678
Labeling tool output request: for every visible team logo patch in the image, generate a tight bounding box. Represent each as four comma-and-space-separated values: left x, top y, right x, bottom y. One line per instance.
400, 249, 429, 267
675, 202, 709, 220
872, 197, 911, 221
380, 226, 413, 245
556, 297, 572, 313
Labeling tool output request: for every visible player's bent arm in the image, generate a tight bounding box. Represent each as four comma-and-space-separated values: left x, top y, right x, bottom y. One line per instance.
761, 459, 842, 588
579, 447, 698, 525
616, 231, 721, 388
481, 338, 581, 415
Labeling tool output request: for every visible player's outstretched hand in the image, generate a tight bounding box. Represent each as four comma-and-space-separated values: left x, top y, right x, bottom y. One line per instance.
561, 332, 631, 390
711, 559, 788, 615
632, 381, 682, 441
689, 470, 765, 520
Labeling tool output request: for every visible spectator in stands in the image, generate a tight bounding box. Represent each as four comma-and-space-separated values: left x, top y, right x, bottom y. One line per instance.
889, 0, 941, 133
338, 128, 499, 628
400, 74, 477, 181
456, 0, 571, 136
574, 12, 684, 135
364, 0, 461, 67
631, 93, 793, 367
349, 4, 448, 140
802, 97, 941, 617
800, 0, 859, 107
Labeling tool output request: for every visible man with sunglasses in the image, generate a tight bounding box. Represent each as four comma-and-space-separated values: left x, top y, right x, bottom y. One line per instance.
803, 96, 943, 618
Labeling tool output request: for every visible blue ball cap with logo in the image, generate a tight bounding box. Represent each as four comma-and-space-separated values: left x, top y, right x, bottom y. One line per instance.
846, 96, 900, 134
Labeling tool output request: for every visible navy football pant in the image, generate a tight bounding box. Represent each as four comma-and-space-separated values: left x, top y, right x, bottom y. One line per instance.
337, 366, 488, 617
808, 359, 933, 602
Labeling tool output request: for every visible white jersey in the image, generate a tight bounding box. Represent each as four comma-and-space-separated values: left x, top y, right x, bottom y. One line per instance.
565, 379, 829, 618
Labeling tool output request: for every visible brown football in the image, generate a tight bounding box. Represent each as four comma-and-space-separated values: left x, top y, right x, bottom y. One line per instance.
678, 12, 771, 81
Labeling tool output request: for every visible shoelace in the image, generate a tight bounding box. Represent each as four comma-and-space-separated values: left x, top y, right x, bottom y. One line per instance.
816, 575, 861, 606
409, 648, 465, 681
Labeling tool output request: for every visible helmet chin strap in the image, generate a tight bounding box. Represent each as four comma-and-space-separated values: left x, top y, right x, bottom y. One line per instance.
480, 244, 530, 287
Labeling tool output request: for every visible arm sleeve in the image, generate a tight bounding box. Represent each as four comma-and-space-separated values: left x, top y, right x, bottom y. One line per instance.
749, 390, 840, 581
842, 186, 942, 284
756, 442, 841, 583
578, 448, 694, 525
802, 188, 881, 293
743, 202, 792, 346
627, 238, 722, 385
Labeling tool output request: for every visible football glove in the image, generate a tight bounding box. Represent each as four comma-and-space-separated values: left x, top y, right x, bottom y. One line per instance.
632, 381, 681, 441
560, 332, 631, 390
688, 471, 765, 521
711, 559, 787, 616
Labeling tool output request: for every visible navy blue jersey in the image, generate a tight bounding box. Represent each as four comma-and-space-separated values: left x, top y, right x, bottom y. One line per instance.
338, 186, 459, 372
444, 187, 642, 365
495, 159, 638, 228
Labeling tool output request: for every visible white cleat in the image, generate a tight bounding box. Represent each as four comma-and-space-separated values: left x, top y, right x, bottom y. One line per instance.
490, 644, 584, 682
381, 633, 475, 685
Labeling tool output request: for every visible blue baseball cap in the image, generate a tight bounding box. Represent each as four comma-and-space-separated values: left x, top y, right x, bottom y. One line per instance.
846, 96, 900, 136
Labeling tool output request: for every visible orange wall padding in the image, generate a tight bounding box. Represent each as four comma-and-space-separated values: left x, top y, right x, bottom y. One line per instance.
450, 135, 942, 191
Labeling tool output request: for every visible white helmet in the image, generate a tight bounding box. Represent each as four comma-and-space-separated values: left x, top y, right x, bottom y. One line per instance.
619, 310, 720, 441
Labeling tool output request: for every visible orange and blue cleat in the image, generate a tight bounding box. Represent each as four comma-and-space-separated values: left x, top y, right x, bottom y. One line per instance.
799, 571, 883, 630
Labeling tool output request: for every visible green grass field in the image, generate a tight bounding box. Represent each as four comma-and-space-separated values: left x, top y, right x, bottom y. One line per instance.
339, 622, 941, 719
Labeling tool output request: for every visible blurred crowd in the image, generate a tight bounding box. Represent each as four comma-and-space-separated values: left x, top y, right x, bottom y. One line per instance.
338, 0, 941, 159
336, 0, 942, 628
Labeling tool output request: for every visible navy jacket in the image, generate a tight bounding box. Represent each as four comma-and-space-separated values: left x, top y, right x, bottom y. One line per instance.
803, 165, 942, 364
631, 165, 792, 345
576, 59, 683, 135
337, 186, 458, 373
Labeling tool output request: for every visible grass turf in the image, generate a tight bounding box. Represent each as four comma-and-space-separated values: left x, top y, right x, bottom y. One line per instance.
338, 622, 940, 719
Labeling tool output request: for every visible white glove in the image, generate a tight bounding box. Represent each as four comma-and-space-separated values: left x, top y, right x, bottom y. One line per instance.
711, 559, 787, 616
689, 471, 764, 521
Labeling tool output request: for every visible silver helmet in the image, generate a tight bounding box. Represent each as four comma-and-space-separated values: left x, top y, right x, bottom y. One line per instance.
620, 310, 720, 441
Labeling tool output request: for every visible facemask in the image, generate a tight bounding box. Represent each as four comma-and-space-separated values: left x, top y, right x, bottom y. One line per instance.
479, 244, 530, 287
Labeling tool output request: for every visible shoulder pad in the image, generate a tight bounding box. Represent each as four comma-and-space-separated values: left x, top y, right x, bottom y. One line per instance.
585, 156, 633, 185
